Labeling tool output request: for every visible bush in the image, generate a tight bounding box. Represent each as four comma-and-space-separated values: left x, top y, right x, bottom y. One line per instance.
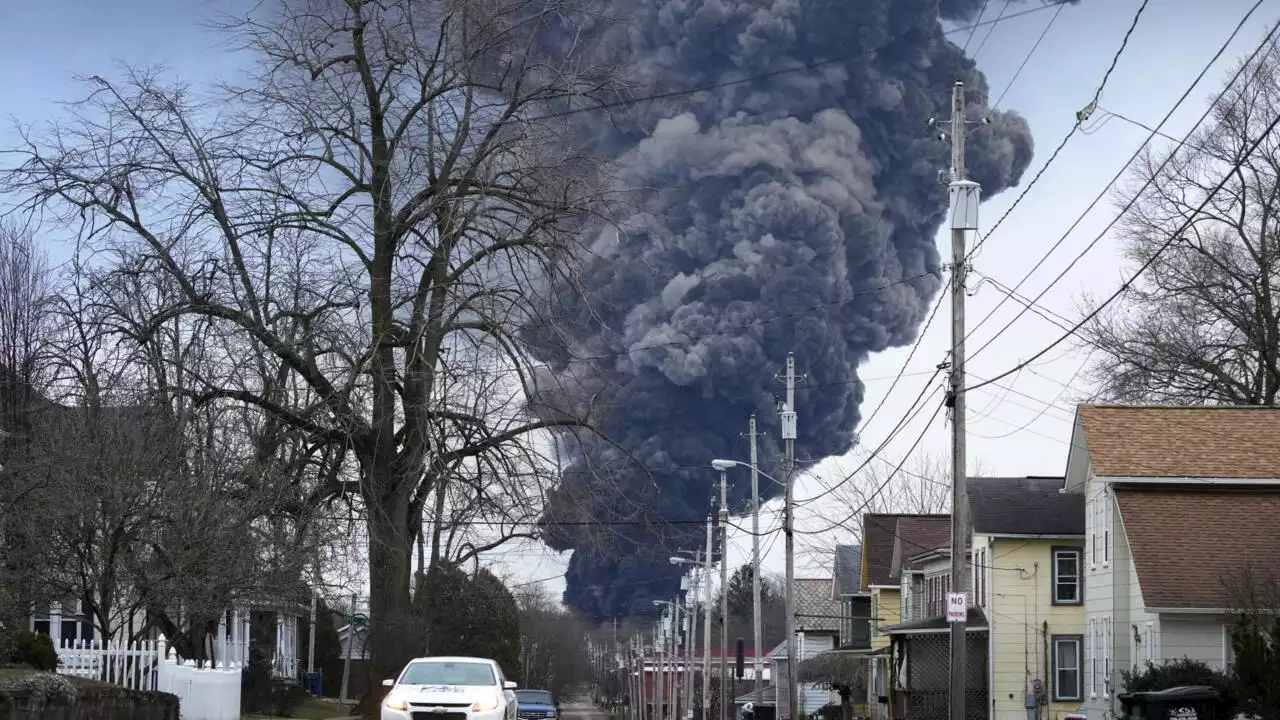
241, 648, 308, 717
4, 629, 57, 670
1119, 658, 1236, 718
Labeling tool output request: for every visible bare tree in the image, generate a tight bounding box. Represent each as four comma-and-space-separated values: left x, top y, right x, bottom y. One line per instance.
1081, 39, 1280, 404
0, 221, 56, 626
8, 0, 619, 677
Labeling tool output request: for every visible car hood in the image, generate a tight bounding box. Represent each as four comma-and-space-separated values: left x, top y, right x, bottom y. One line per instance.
395, 685, 498, 705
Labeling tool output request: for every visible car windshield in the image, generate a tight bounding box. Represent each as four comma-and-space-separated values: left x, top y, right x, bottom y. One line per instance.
516, 691, 554, 705
400, 661, 496, 686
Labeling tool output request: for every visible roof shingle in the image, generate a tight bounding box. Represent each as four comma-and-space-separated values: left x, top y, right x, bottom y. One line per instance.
967, 476, 1084, 536
1079, 405, 1280, 478
1115, 488, 1280, 609
860, 514, 949, 588
890, 516, 953, 578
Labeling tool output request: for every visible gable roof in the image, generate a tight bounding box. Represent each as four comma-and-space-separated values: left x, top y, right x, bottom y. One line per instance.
832, 545, 863, 598
1115, 488, 1280, 609
860, 514, 948, 588
1078, 404, 1280, 478
967, 476, 1084, 536
795, 578, 840, 632
890, 516, 953, 579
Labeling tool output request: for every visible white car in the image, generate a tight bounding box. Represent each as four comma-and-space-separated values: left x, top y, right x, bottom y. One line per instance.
381, 656, 519, 720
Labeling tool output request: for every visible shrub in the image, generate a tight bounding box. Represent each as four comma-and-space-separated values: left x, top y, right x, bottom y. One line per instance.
10, 671, 78, 707
240, 648, 308, 716
1119, 658, 1236, 718
4, 629, 57, 670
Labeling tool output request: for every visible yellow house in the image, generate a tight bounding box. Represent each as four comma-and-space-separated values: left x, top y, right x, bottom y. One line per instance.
969, 477, 1086, 720
859, 513, 950, 720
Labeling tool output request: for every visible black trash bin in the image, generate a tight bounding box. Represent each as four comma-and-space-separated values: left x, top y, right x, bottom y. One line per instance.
1118, 685, 1223, 720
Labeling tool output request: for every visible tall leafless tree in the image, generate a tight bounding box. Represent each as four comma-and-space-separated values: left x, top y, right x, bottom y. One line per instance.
0, 221, 56, 626
8, 0, 619, 678
1081, 39, 1280, 404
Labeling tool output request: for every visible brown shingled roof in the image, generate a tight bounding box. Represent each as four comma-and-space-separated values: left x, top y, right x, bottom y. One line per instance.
1079, 404, 1280, 478
1115, 489, 1280, 609
860, 513, 949, 588
891, 516, 953, 577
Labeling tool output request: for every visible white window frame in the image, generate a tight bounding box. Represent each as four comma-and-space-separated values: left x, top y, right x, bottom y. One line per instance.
1052, 548, 1082, 604
1087, 495, 1097, 569
1088, 618, 1097, 698
1102, 488, 1112, 567
1103, 617, 1112, 698
1052, 636, 1083, 702
1224, 624, 1236, 674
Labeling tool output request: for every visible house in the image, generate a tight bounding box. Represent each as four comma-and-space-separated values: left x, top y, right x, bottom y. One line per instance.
30, 597, 305, 679
832, 545, 871, 650
968, 476, 1086, 720
884, 541, 988, 720
858, 513, 949, 720
793, 546, 872, 720
1062, 404, 1280, 720
766, 578, 843, 720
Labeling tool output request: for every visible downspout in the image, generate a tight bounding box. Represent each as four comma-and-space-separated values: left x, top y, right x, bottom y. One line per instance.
1041, 622, 1049, 720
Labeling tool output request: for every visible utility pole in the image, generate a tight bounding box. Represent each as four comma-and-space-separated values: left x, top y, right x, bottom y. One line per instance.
717, 467, 730, 720
780, 354, 798, 720
748, 414, 763, 706
686, 552, 700, 720
702, 517, 714, 720
944, 80, 980, 720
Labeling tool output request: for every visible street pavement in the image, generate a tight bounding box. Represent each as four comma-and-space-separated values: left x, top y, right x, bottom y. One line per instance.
558, 700, 609, 720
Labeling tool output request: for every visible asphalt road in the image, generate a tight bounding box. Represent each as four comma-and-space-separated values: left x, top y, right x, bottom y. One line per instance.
557, 700, 609, 720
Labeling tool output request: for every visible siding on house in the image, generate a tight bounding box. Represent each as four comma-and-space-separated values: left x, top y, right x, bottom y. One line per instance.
985, 537, 1085, 720
1159, 615, 1230, 671
870, 587, 900, 651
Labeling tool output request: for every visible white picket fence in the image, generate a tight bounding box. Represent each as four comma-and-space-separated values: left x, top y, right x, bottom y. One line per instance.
58, 636, 242, 720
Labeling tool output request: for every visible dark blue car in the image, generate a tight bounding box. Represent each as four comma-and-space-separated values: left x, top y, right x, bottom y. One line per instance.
515, 689, 558, 720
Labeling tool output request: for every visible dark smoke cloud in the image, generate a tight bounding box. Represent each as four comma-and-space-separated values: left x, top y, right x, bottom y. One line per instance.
530, 0, 1042, 618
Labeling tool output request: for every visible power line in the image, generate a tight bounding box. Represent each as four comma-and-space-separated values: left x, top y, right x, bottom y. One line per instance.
527, 2, 1071, 123
794, 400, 947, 536
968, 0, 1151, 259
966, 105, 1280, 395
990, 1, 1066, 112
966, 3, 1276, 362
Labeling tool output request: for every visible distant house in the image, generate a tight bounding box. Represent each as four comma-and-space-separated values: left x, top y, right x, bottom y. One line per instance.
884, 540, 987, 720
858, 513, 949, 720
831, 545, 870, 650
969, 476, 1085, 720
1062, 404, 1280, 720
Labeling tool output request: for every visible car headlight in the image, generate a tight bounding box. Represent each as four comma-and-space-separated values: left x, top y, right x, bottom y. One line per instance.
384, 693, 410, 711
473, 692, 502, 712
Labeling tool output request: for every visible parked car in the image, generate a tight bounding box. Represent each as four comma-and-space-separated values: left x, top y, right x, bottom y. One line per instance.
514, 689, 558, 720
381, 656, 519, 720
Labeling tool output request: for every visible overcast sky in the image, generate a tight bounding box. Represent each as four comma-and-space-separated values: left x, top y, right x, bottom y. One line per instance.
1, 0, 1271, 603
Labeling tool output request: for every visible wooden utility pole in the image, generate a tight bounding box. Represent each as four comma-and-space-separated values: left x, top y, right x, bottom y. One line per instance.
944, 80, 981, 720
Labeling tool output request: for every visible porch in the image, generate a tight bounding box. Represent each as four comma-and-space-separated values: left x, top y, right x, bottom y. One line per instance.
886, 608, 989, 720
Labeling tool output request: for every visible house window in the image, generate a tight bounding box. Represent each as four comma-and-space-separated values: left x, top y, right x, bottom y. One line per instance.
1087, 495, 1095, 568
973, 548, 987, 607
1102, 489, 1111, 566
1144, 621, 1156, 664
1224, 624, 1236, 673
1103, 617, 1112, 697
1088, 619, 1098, 697
1052, 547, 1082, 605
1052, 635, 1083, 701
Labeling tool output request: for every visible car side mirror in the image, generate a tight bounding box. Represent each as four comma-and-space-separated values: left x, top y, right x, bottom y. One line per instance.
382, 678, 396, 687
504, 681, 518, 690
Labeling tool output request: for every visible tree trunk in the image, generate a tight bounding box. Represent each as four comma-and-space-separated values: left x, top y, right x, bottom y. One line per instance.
364, 478, 417, 687
839, 688, 851, 720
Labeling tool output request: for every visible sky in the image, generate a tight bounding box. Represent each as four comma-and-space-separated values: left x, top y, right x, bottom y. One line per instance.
0, 0, 1273, 605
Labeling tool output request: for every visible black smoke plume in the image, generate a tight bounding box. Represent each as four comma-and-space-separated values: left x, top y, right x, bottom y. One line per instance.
529, 0, 1045, 619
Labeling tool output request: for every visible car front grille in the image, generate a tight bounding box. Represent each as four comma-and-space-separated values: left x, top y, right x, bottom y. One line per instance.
411, 712, 470, 720
520, 712, 555, 719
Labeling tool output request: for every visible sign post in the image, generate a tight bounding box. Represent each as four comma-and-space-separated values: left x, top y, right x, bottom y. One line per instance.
946, 593, 967, 623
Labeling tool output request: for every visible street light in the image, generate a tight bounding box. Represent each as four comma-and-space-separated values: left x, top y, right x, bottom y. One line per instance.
671, 557, 702, 720
709, 459, 783, 709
